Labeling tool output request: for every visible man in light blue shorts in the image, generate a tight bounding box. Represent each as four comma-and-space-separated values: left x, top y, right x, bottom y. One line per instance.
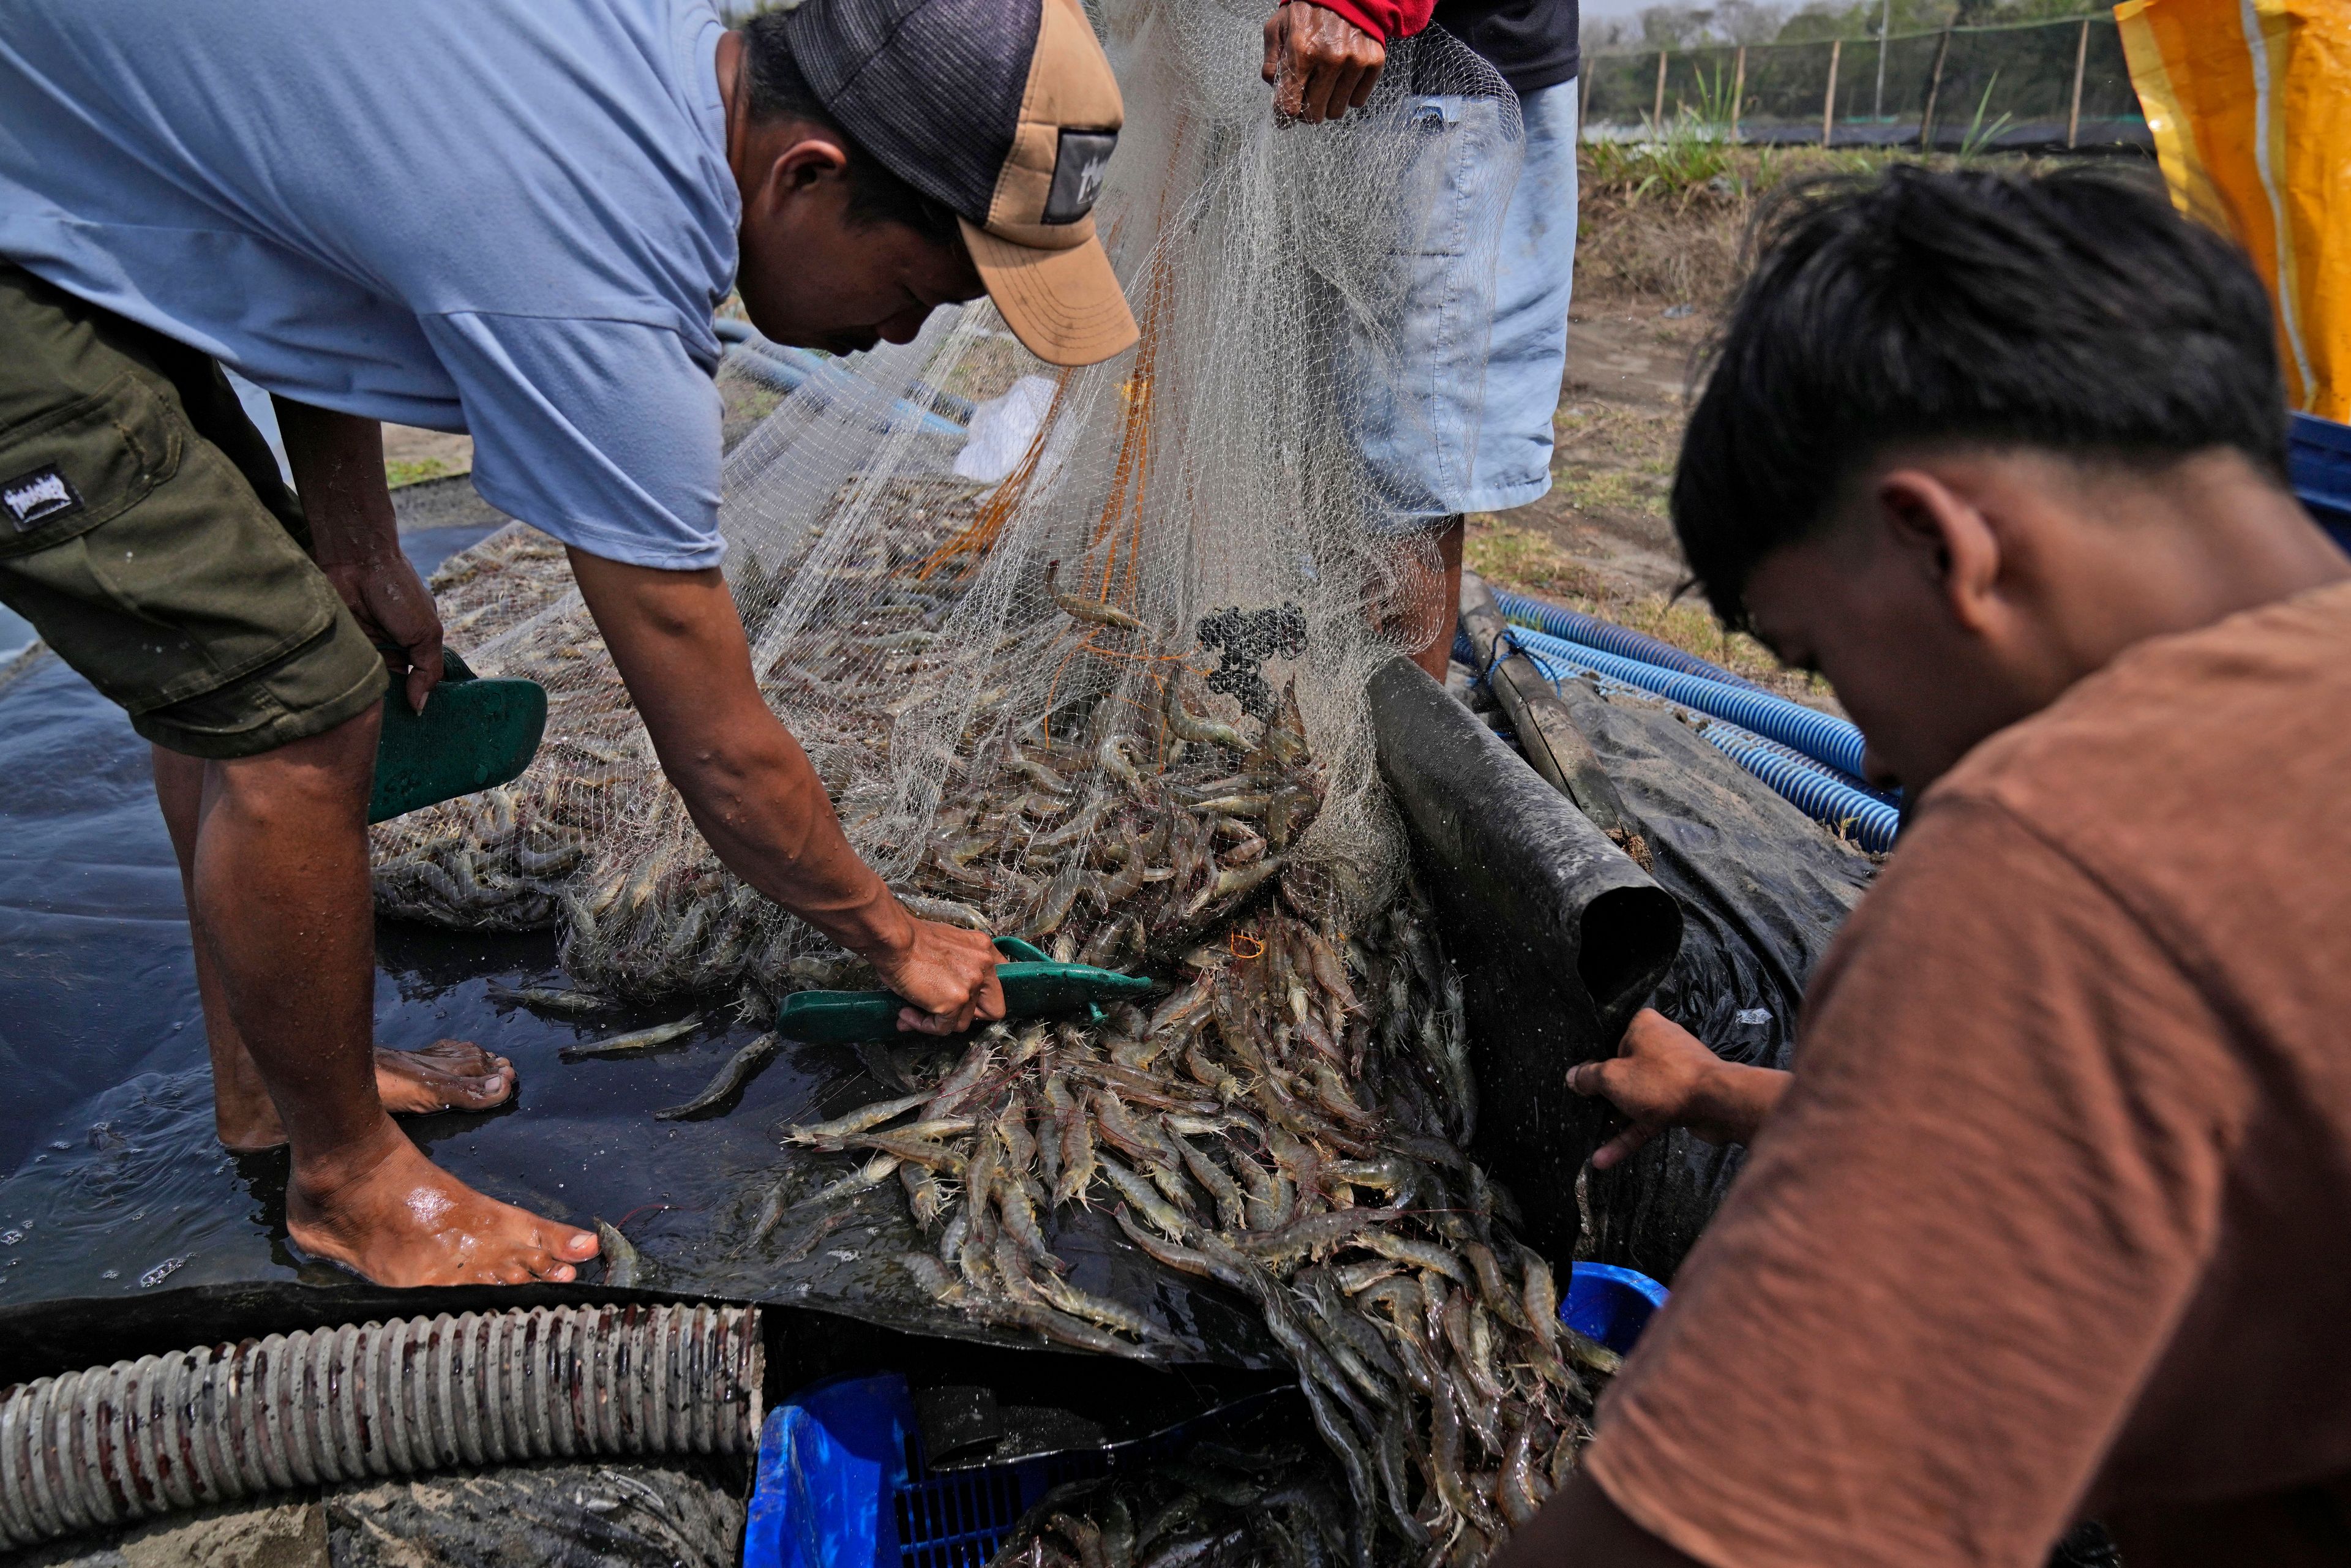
1265, 0, 1581, 678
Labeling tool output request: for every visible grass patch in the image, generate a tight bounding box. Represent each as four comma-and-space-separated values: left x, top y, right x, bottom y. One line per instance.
1555, 402, 1680, 474
1467, 521, 1614, 601
1464, 517, 1837, 707
1575, 142, 1934, 308
384, 457, 454, 489
1552, 468, 1663, 516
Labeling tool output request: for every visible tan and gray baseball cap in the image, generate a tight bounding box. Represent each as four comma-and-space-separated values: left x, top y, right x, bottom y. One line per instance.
781, 0, 1140, 367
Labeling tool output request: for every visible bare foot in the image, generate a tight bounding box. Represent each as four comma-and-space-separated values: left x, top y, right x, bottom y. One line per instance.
219, 1040, 516, 1152
375, 1039, 517, 1116
288, 1127, 599, 1286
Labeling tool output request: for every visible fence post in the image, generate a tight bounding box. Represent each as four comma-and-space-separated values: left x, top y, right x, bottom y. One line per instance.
1821, 37, 1842, 147
1653, 49, 1669, 126
1731, 46, 1747, 141
1921, 29, 1952, 151
2068, 18, 2090, 148
1873, 0, 1891, 121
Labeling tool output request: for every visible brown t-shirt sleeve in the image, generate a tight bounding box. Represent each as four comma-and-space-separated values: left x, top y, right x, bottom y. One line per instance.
1584, 797, 2252, 1568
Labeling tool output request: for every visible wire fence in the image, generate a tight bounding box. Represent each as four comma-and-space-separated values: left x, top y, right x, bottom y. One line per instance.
1580, 16, 2147, 151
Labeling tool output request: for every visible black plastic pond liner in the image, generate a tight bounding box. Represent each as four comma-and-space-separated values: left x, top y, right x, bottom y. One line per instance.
1505, 669, 1873, 1281
1, 513, 1823, 1405
0, 517, 1284, 1372
1367, 656, 1684, 1262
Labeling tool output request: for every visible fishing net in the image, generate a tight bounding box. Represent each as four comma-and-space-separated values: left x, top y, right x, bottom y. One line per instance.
366, 6, 1578, 1561
369, 0, 1525, 1007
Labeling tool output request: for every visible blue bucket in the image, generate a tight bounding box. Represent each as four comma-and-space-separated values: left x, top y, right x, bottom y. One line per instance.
1561, 1261, 1670, 1355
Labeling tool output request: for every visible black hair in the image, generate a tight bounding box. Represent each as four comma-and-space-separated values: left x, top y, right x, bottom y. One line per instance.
739, 14, 963, 248
1671, 163, 2290, 631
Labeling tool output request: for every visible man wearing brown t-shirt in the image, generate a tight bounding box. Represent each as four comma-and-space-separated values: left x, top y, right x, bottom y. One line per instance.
1499, 168, 2351, 1566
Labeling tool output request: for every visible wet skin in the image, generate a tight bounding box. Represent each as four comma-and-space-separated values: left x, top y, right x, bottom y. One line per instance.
149, 710, 598, 1284
139, 397, 599, 1286
144, 758, 527, 1147
126, 42, 1023, 1286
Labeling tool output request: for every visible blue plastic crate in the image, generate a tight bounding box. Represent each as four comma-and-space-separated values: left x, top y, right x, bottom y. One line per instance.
746, 1264, 1671, 1568
745, 1375, 1280, 1568
2291, 411, 2351, 548
895, 1446, 1108, 1568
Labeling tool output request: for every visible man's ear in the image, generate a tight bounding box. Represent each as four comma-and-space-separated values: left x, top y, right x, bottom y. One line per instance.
749, 131, 852, 220
1875, 467, 2003, 634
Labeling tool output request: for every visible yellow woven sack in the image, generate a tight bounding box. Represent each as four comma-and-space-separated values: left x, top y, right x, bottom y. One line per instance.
2117, 0, 2350, 419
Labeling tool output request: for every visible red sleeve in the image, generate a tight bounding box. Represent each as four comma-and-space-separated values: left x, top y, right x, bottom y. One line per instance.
1299, 0, 1437, 43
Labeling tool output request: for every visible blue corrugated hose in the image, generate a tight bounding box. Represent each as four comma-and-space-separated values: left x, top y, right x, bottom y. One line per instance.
1510, 642, 1899, 852
1491, 586, 1766, 691
1507, 625, 1870, 780
1687, 724, 1900, 852
1457, 628, 1900, 852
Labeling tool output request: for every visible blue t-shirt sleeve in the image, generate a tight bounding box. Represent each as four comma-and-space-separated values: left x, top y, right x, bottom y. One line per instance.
421, 310, 724, 571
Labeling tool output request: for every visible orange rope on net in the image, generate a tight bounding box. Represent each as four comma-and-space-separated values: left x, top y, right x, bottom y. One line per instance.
1033, 231, 1195, 742
913, 366, 1078, 583
1090, 237, 1177, 612
1227, 928, 1267, 961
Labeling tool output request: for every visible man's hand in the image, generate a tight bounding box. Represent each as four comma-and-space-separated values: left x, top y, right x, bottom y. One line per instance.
1262, 2, 1385, 124
273, 397, 444, 712
1568, 1008, 1793, 1169
864, 906, 1009, 1035
319, 551, 443, 714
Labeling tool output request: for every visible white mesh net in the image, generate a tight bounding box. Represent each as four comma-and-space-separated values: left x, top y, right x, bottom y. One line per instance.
370, 12, 1607, 1555
372, 2, 1525, 1015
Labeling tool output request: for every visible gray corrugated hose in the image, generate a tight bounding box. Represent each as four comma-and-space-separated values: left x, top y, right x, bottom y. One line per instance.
0, 1301, 763, 1547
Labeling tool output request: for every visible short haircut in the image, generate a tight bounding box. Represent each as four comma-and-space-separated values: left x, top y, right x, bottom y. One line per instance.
739, 15, 963, 249
1672, 163, 2290, 631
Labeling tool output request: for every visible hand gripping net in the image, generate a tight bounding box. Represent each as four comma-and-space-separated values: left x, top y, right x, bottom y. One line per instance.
369, 1, 1525, 1009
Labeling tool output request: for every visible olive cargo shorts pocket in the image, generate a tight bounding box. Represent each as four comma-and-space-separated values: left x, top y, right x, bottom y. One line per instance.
0, 362, 387, 758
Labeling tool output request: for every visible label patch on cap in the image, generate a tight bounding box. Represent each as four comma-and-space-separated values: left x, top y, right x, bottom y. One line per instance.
1044, 130, 1117, 225
2, 465, 82, 530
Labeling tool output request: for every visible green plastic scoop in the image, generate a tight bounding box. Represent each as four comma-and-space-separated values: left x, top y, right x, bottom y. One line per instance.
773, 935, 1155, 1043
367, 648, 548, 824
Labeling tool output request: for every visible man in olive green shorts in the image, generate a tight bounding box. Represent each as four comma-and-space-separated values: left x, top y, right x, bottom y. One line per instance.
0, 0, 1138, 1285
0, 266, 590, 1275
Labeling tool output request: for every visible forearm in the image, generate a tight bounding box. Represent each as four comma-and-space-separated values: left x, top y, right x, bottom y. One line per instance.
274, 396, 443, 707
1689, 1062, 1793, 1148
272, 397, 397, 566
658, 708, 912, 959
565, 547, 912, 960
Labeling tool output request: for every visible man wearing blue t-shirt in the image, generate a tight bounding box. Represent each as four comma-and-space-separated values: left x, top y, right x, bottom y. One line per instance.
0, 0, 1139, 1286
